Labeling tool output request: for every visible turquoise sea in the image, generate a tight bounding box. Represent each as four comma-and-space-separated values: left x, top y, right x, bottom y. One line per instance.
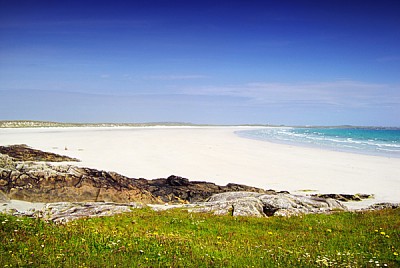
237, 127, 400, 158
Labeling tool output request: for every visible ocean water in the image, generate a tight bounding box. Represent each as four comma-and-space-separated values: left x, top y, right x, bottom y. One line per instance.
237, 127, 400, 158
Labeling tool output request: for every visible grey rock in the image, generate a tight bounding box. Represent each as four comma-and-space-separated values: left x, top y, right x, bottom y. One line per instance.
26, 202, 145, 223
191, 192, 346, 217
1, 148, 267, 204
231, 197, 265, 217
7, 194, 398, 223
207, 191, 263, 202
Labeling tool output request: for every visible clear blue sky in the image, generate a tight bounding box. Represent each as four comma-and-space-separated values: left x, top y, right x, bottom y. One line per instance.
1, 0, 399, 126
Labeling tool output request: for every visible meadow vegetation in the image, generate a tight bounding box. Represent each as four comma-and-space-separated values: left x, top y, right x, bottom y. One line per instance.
1, 208, 399, 267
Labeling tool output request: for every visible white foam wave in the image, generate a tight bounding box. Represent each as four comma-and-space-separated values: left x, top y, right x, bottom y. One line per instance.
238, 128, 400, 158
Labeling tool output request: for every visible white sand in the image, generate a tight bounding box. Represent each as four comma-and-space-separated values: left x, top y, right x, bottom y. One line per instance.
1, 126, 399, 207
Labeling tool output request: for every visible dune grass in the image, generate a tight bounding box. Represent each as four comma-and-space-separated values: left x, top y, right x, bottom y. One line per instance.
1, 208, 399, 267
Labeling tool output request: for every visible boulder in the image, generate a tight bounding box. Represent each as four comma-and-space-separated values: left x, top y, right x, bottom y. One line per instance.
191, 192, 346, 217
13, 202, 144, 223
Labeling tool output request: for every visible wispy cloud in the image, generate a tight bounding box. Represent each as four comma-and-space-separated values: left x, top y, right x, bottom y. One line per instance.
179, 80, 400, 108
0, 18, 151, 30
144, 74, 209, 80
376, 55, 400, 62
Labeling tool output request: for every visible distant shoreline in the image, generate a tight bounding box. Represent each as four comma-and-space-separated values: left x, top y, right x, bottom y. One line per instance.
0, 120, 399, 129
0, 120, 274, 128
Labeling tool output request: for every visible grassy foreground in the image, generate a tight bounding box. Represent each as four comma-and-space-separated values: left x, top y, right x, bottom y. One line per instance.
1, 208, 399, 267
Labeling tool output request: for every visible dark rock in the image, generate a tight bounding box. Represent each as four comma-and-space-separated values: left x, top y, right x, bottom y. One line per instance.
136, 176, 268, 203
366, 203, 400, 210
0, 152, 158, 203
0, 146, 268, 204
311, 193, 373, 202
0, 144, 80, 162
166, 175, 190, 186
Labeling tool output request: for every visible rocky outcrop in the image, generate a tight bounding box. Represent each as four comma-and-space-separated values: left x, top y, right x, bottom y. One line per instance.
366, 203, 400, 210
0, 152, 159, 203
16, 202, 145, 223
311, 193, 373, 202
150, 191, 347, 217
6, 194, 399, 223
0, 144, 80, 162
136, 175, 273, 203
202, 192, 346, 217
0, 145, 268, 204
7, 191, 346, 223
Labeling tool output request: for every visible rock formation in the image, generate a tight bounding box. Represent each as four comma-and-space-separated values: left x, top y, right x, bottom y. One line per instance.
0, 152, 159, 203
136, 175, 272, 203
151, 191, 346, 217
311, 193, 373, 202
0, 145, 268, 204
11, 202, 145, 223
0, 144, 80, 162
8, 191, 347, 223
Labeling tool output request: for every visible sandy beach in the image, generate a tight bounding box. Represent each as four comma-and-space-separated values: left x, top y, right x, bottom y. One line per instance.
1, 126, 399, 207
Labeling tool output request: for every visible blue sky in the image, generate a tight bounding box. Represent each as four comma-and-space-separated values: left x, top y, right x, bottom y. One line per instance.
1, 0, 399, 126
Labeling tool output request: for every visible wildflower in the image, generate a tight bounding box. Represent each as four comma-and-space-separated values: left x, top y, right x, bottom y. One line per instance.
380, 231, 386, 235
326, 229, 332, 233
394, 252, 398, 256
268, 231, 273, 235
385, 235, 390, 238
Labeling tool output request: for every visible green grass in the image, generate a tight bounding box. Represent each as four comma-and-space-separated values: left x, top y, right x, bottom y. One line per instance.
1, 208, 399, 267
